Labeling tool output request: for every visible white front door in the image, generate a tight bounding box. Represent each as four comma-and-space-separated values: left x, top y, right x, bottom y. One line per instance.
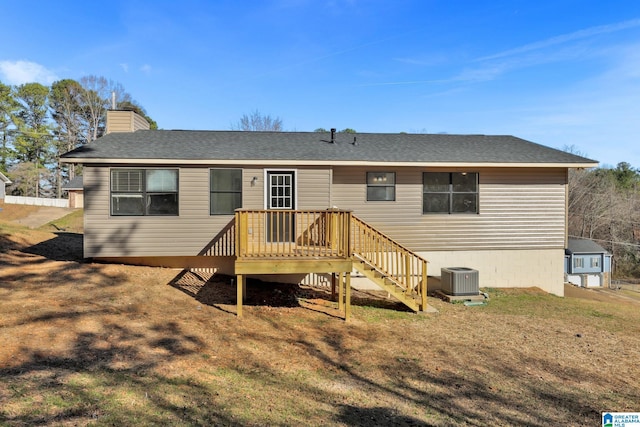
266, 171, 296, 242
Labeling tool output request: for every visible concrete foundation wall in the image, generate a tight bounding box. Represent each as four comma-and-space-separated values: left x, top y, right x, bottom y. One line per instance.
348, 248, 565, 296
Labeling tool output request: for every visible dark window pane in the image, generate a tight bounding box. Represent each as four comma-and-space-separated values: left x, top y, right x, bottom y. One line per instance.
211, 169, 242, 192
210, 193, 241, 215
452, 193, 477, 213
423, 172, 450, 192
111, 194, 144, 215
452, 173, 477, 192
423, 193, 450, 213
367, 186, 395, 201
210, 169, 242, 215
147, 193, 179, 215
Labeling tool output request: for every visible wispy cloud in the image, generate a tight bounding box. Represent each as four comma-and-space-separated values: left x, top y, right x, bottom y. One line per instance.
374, 19, 640, 88
393, 55, 447, 67
140, 64, 152, 74
0, 60, 58, 85
356, 78, 447, 87
449, 19, 640, 84
120, 63, 129, 72
477, 18, 640, 62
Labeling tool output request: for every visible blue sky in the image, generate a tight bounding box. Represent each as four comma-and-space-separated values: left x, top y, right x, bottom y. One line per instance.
1, 0, 640, 168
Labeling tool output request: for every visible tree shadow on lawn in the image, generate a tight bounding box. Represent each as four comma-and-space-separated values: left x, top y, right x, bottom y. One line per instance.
168, 269, 413, 315
0, 233, 19, 256
232, 320, 612, 426
0, 321, 237, 426
0, 224, 243, 424
22, 231, 84, 261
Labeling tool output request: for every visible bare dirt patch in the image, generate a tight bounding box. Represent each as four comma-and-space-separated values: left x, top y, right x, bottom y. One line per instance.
1, 215, 639, 425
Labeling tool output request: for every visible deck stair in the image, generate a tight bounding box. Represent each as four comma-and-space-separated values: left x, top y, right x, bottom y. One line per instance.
352, 256, 422, 312
351, 215, 428, 312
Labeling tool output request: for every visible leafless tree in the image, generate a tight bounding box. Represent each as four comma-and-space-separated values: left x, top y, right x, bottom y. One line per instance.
568, 162, 640, 277
232, 110, 283, 131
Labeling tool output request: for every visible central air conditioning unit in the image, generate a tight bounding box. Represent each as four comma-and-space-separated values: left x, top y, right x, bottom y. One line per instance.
441, 267, 479, 296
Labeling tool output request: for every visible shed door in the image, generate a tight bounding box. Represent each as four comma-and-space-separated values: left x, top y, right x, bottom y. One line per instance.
266, 171, 296, 242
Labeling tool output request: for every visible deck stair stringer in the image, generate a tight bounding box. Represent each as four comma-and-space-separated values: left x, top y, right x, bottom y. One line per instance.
351, 255, 424, 313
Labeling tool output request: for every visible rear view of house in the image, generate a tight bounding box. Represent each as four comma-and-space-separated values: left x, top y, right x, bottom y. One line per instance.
61, 110, 597, 311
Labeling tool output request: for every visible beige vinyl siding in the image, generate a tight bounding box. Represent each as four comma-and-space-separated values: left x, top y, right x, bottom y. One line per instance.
84, 165, 331, 257
296, 167, 331, 209
105, 110, 150, 134
331, 166, 567, 251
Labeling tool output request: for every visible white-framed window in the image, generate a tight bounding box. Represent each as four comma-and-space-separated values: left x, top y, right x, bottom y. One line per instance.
590, 257, 600, 268
423, 172, 478, 214
366, 172, 395, 201
574, 257, 584, 269
111, 169, 178, 216
210, 169, 242, 215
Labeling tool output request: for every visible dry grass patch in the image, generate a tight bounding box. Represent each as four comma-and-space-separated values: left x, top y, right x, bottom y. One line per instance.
1, 215, 639, 425
0, 202, 41, 222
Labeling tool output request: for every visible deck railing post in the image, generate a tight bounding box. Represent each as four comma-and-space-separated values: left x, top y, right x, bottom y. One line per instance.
235, 211, 241, 257
344, 211, 352, 257
405, 254, 411, 294
421, 259, 428, 311
330, 209, 339, 254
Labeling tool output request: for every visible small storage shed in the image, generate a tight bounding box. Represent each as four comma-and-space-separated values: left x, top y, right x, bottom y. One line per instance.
62, 176, 84, 208
565, 238, 612, 288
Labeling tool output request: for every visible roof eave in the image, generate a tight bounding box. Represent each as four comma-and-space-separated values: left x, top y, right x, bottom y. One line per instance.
60, 158, 599, 168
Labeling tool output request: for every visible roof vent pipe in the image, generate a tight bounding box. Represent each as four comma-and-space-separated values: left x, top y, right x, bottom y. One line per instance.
111, 91, 116, 110
330, 128, 336, 143
353, 136, 357, 145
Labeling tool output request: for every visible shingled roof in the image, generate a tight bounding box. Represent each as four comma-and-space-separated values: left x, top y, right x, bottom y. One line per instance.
566, 238, 609, 254
61, 130, 597, 167
61, 176, 83, 190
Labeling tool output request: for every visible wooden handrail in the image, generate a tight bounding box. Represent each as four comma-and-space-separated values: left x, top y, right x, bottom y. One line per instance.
235, 209, 352, 258
200, 219, 236, 256
351, 215, 428, 308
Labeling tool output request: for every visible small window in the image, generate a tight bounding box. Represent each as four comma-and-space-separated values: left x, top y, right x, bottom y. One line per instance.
590, 257, 600, 268
423, 172, 478, 214
111, 169, 178, 216
367, 172, 395, 201
574, 257, 584, 269
210, 169, 242, 215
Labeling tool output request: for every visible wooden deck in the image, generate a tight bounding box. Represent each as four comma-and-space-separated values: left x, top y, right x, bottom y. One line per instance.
230, 209, 428, 319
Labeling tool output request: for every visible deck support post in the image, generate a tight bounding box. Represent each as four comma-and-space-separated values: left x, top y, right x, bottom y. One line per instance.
331, 273, 336, 301
337, 272, 344, 313
237, 274, 244, 317
345, 272, 351, 321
